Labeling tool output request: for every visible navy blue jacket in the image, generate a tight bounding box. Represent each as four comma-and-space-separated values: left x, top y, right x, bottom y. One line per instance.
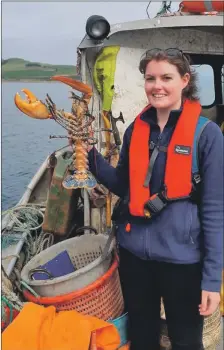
88, 107, 223, 292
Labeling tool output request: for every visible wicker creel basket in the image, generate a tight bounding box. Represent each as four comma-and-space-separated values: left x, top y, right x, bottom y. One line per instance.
21, 234, 114, 297
23, 254, 124, 321
160, 302, 222, 350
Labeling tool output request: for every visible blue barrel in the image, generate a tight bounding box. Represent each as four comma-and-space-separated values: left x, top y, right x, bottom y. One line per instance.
108, 312, 129, 347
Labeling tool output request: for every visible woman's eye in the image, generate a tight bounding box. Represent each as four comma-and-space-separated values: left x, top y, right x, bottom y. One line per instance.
145, 77, 154, 81
145, 77, 172, 82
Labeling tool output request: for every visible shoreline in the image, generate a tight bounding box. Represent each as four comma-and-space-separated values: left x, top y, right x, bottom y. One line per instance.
2, 78, 80, 83
2, 77, 81, 83
2, 80, 56, 83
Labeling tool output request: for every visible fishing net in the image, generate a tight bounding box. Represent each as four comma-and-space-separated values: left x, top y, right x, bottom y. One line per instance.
1, 204, 45, 249
1, 204, 55, 331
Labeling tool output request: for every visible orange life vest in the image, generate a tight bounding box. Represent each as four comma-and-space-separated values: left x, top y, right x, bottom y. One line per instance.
129, 99, 202, 217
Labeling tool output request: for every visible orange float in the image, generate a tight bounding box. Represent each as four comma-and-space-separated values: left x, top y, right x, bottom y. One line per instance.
221, 271, 224, 316
181, 1, 224, 13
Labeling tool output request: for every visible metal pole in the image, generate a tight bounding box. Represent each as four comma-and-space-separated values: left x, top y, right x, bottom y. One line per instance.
80, 50, 91, 230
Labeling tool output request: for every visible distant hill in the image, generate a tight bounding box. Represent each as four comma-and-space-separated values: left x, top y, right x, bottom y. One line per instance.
2, 58, 80, 81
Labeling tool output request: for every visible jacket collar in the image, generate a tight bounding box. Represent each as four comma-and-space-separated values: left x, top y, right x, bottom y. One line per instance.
140, 105, 183, 128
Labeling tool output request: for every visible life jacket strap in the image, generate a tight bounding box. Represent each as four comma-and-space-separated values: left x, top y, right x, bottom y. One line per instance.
149, 141, 168, 152
144, 147, 159, 187
144, 142, 168, 187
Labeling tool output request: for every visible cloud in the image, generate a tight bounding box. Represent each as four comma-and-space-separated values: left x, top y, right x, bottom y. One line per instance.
2, 2, 180, 64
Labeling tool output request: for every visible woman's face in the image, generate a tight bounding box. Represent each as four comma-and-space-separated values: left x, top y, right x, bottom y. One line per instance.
144, 59, 190, 111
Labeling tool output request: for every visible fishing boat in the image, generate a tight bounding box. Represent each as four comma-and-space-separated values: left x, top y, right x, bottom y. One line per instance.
2, 2, 223, 349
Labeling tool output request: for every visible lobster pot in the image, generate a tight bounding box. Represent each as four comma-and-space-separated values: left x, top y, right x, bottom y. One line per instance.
160, 303, 222, 350
21, 234, 114, 297
23, 254, 124, 321
181, 1, 224, 13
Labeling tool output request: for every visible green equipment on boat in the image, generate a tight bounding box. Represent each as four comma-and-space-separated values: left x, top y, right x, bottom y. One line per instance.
93, 46, 120, 112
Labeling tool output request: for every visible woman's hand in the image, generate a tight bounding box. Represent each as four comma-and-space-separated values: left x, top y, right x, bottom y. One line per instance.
199, 290, 221, 316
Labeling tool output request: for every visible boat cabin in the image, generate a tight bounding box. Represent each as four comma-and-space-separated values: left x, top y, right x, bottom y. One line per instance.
78, 12, 224, 231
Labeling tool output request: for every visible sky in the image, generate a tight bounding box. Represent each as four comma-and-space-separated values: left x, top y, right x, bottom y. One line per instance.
2, 1, 180, 65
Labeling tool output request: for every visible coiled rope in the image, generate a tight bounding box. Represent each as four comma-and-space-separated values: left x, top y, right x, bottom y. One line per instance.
1, 204, 54, 327
2, 204, 54, 264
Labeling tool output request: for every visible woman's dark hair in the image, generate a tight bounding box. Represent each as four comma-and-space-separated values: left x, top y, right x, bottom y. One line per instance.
139, 48, 199, 101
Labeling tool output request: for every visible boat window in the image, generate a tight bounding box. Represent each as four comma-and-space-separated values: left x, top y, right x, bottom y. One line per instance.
192, 64, 215, 106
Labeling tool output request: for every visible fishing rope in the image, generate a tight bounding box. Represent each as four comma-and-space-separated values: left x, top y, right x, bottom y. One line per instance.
2, 203, 54, 265
1, 204, 54, 318
24, 231, 54, 263
1, 270, 24, 329
2, 204, 44, 253
1, 268, 24, 312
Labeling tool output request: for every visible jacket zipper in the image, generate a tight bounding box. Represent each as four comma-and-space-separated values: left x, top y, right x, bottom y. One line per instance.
184, 203, 194, 244
158, 133, 163, 141
188, 209, 194, 244
147, 225, 152, 259
144, 228, 147, 258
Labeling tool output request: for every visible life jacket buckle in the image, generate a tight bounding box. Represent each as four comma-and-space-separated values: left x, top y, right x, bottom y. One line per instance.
149, 141, 156, 150
193, 173, 201, 185
190, 173, 202, 203
143, 193, 167, 219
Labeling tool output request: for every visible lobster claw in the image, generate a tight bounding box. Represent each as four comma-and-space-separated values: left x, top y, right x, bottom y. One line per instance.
51, 76, 92, 102
14, 89, 50, 119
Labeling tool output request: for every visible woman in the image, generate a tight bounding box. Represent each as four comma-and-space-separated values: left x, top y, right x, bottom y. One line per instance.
87, 48, 223, 350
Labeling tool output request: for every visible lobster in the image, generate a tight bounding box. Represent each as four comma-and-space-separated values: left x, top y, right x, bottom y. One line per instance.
14, 76, 97, 189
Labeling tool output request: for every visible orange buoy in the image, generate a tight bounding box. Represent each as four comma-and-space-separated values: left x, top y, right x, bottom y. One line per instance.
181, 1, 224, 13
221, 270, 224, 316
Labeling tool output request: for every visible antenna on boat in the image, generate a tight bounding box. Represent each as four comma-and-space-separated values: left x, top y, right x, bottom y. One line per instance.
156, 1, 172, 17
146, 1, 151, 18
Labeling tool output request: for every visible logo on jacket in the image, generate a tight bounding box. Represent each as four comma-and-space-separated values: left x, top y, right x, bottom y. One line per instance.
174, 145, 191, 155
